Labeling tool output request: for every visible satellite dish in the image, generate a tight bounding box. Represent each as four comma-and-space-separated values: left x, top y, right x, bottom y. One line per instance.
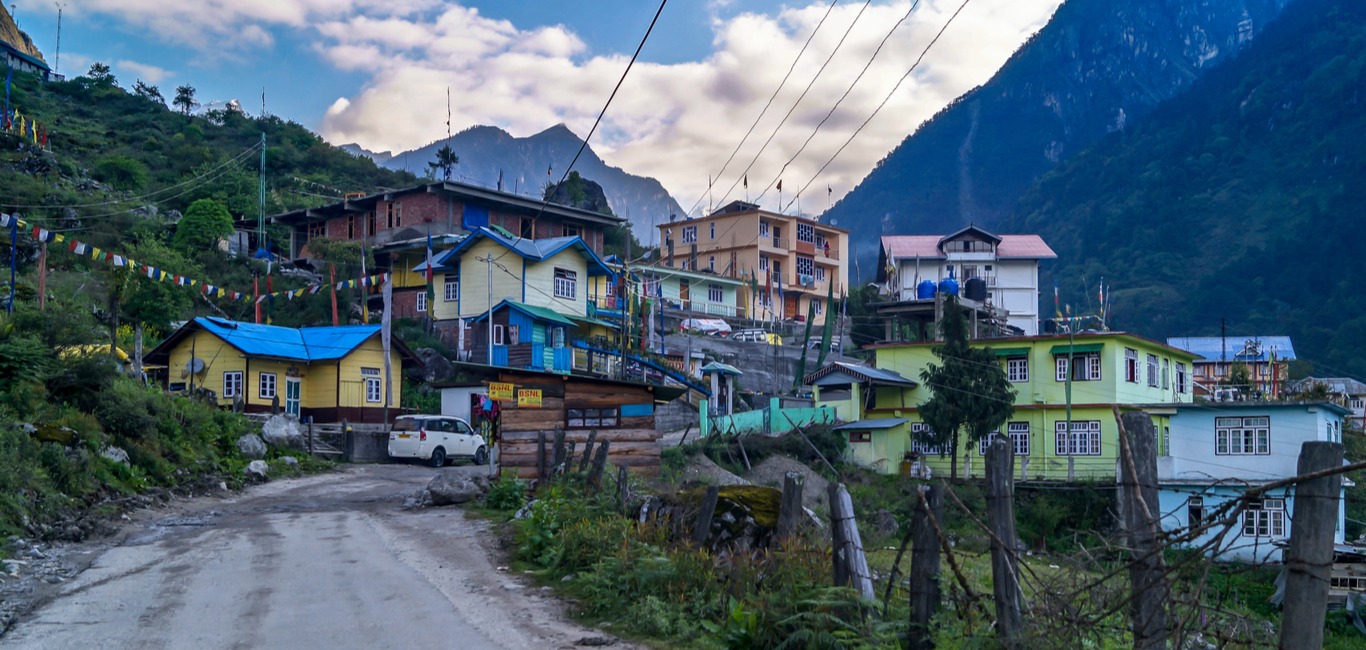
185, 358, 205, 375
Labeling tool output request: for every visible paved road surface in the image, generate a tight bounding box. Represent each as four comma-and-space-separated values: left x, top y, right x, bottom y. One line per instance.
1, 464, 622, 650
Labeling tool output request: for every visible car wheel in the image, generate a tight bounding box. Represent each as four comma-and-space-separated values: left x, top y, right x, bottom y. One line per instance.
474, 446, 488, 466
430, 447, 446, 468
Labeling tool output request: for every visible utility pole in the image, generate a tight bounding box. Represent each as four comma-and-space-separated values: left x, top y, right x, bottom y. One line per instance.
1065, 317, 1075, 481
53, 3, 64, 76
258, 132, 267, 255
479, 254, 494, 365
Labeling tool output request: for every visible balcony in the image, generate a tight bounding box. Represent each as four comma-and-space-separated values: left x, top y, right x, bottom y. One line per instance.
764, 237, 790, 250
817, 246, 840, 261
661, 297, 745, 318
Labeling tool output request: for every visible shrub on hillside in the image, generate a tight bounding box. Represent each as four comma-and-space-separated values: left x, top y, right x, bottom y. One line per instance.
172, 198, 233, 254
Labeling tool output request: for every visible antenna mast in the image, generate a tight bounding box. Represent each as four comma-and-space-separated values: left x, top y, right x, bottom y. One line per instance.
53, 3, 64, 75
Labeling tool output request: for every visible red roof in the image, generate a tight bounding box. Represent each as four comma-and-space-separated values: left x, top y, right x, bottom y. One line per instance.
881, 234, 1056, 260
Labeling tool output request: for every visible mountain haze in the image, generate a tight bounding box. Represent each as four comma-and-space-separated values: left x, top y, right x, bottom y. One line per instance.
346, 124, 685, 239
824, 0, 1293, 267
1006, 0, 1366, 377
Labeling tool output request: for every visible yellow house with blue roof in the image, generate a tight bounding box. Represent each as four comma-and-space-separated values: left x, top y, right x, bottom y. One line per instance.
811, 332, 1198, 480
144, 317, 419, 423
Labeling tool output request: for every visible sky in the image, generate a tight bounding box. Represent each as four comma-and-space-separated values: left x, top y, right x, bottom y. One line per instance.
13, 0, 1063, 216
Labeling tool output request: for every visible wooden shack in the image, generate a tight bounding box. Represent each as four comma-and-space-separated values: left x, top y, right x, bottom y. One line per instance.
436, 364, 684, 478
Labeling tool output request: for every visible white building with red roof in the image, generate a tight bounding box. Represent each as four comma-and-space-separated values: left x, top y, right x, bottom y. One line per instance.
877, 226, 1056, 336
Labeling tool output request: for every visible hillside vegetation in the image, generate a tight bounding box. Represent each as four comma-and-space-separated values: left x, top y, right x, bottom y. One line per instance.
1007, 0, 1366, 377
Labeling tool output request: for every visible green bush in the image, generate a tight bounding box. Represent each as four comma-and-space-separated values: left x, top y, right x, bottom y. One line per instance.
483, 474, 528, 511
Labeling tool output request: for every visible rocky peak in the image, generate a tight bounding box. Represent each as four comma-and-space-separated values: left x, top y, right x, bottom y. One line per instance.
0, 5, 46, 63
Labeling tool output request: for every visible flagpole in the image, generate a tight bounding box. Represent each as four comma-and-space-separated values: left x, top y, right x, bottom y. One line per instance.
8, 217, 16, 315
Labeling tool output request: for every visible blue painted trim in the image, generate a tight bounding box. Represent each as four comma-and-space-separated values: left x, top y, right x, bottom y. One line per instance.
521, 258, 527, 302
621, 403, 654, 417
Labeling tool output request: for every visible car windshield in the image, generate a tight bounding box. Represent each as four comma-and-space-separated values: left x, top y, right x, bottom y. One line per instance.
391, 418, 427, 431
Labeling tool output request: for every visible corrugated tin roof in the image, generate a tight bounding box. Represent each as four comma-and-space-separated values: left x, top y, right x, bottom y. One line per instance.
1165, 336, 1297, 362
1291, 377, 1366, 395
805, 361, 917, 387
700, 362, 743, 375
195, 317, 381, 362
469, 300, 579, 327
882, 234, 1056, 260
834, 418, 908, 431
415, 227, 611, 276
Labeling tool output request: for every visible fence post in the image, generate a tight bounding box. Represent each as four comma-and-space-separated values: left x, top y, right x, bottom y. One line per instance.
617, 466, 631, 515
551, 425, 567, 474
564, 441, 577, 473
1117, 409, 1168, 650
828, 483, 874, 601
307, 417, 315, 455
537, 431, 548, 483
1279, 441, 1345, 650
578, 430, 597, 473
588, 439, 610, 491
986, 438, 1023, 648
693, 486, 720, 545
341, 417, 353, 462
775, 472, 804, 540
908, 485, 942, 650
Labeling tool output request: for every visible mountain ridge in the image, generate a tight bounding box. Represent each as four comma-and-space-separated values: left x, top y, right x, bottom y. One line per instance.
345, 124, 684, 239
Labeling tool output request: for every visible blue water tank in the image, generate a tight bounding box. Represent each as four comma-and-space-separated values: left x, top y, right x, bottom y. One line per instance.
939, 277, 959, 296
916, 280, 937, 300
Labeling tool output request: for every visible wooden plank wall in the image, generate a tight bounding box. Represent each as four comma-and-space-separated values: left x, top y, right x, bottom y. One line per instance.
497, 371, 661, 478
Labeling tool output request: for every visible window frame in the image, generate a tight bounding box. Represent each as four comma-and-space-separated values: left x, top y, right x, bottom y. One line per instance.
1125, 348, 1139, 383
444, 275, 459, 302
1006, 357, 1029, 383
258, 372, 278, 400
1242, 498, 1286, 538
492, 324, 505, 346
707, 284, 723, 303
796, 256, 814, 277
566, 406, 620, 429
223, 371, 243, 399
553, 267, 578, 300
1215, 416, 1270, 455
1055, 353, 1102, 382
709, 222, 715, 240
1146, 353, 1160, 387
978, 422, 1030, 456
1054, 420, 1102, 456
1162, 358, 1170, 389
1176, 363, 1189, 393
415, 291, 427, 313
1188, 497, 1205, 527
796, 222, 815, 243
909, 422, 941, 455
361, 367, 382, 403
682, 225, 697, 243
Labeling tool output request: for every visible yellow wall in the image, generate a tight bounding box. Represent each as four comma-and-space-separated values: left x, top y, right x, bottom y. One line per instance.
165, 329, 403, 411
522, 249, 588, 315
451, 238, 526, 319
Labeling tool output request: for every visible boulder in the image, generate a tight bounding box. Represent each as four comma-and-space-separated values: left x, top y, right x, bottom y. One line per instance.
412, 348, 451, 383
100, 446, 130, 466
261, 415, 304, 449
236, 434, 267, 459
426, 471, 489, 506
244, 460, 269, 479
279, 456, 299, 469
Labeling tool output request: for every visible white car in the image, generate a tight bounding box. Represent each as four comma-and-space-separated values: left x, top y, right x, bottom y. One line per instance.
387, 415, 488, 467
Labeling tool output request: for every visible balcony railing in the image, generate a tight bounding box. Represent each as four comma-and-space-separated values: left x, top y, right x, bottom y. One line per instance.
767, 237, 790, 250
817, 247, 840, 261
661, 297, 745, 318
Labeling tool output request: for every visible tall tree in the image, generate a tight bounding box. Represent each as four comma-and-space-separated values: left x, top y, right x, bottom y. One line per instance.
85, 62, 116, 86
133, 80, 166, 105
173, 84, 198, 116
916, 296, 1016, 479
172, 198, 234, 255
427, 144, 459, 180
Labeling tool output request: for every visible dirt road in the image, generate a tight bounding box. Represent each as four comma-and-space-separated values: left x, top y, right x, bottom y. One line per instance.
0, 464, 627, 649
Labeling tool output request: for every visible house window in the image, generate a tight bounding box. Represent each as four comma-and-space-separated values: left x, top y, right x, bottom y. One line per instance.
416, 291, 427, 313
258, 372, 277, 400
1351, 398, 1364, 410
307, 222, 325, 240
520, 218, 533, 239
708, 255, 715, 271
566, 407, 619, 429
1216, 416, 1270, 455
815, 234, 827, 250
848, 431, 872, 443
1055, 353, 1101, 382
1242, 498, 1286, 538
961, 265, 978, 280
1162, 359, 1170, 389
680, 259, 690, 271
708, 284, 723, 303
1162, 426, 1170, 456
759, 256, 769, 271
813, 299, 823, 315
1125, 348, 1139, 383
1055, 420, 1102, 456
553, 327, 565, 349
815, 266, 826, 282
760, 221, 770, 237
562, 224, 580, 238
366, 210, 376, 236
361, 368, 381, 403
386, 202, 401, 228
796, 256, 814, 276
508, 325, 520, 342
978, 422, 1030, 456
492, 324, 505, 345
682, 226, 697, 243
1187, 497, 1204, 527
709, 223, 715, 240
910, 423, 941, 455
1146, 354, 1159, 387
796, 222, 815, 243
223, 371, 243, 399
444, 274, 459, 302
554, 268, 578, 299
346, 215, 355, 239
1177, 363, 1189, 393
1006, 357, 1029, 383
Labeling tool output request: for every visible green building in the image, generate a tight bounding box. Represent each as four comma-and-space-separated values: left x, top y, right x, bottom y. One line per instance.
812, 332, 1199, 480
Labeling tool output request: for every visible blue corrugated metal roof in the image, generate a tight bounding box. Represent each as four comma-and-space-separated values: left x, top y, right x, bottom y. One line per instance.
414, 227, 611, 276
1165, 336, 1297, 362
196, 317, 380, 362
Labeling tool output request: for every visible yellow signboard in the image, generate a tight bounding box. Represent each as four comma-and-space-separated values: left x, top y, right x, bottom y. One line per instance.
489, 382, 515, 401
517, 389, 543, 408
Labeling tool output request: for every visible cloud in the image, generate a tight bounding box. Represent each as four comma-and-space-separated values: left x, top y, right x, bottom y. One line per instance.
116, 60, 172, 84
318, 0, 1062, 217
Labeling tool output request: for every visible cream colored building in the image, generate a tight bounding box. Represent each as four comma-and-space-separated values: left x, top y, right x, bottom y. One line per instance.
656, 201, 848, 325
